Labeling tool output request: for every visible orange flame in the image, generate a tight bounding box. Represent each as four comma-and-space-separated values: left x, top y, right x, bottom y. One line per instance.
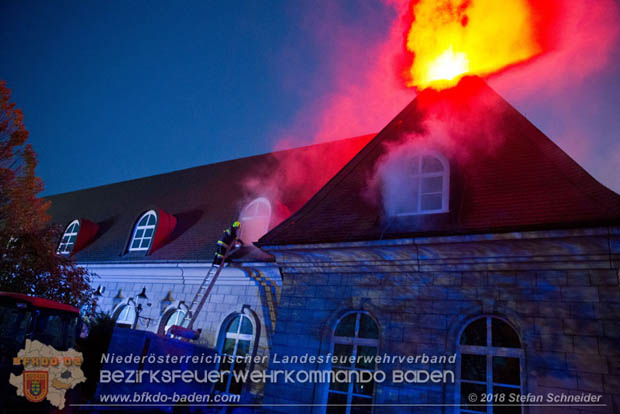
404, 0, 542, 90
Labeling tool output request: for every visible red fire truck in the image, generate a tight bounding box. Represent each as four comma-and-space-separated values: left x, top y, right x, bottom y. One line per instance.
0, 291, 82, 412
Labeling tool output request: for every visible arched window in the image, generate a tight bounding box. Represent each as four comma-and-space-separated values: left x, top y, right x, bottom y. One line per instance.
215, 314, 254, 395
457, 316, 523, 414
161, 308, 189, 335
57, 220, 80, 254
239, 197, 271, 243
327, 311, 379, 414
391, 152, 450, 216
129, 210, 157, 252
115, 304, 137, 328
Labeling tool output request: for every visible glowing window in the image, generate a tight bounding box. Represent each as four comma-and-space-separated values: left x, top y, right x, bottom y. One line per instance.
327, 311, 379, 414
457, 316, 524, 414
115, 304, 136, 328
394, 152, 450, 215
129, 210, 157, 252
162, 309, 189, 335
239, 197, 271, 243
215, 314, 254, 395
57, 220, 80, 255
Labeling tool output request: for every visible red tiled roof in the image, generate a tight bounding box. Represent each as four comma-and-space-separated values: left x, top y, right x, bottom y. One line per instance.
259, 77, 620, 246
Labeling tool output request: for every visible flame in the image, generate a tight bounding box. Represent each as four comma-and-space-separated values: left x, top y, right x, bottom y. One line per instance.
404, 0, 542, 90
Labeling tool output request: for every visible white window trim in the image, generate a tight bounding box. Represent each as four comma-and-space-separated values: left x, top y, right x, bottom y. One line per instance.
327, 311, 379, 414
163, 309, 188, 335
455, 316, 524, 414
217, 314, 255, 394
129, 210, 158, 252
239, 197, 272, 242
395, 151, 450, 216
57, 219, 80, 255
115, 302, 137, 327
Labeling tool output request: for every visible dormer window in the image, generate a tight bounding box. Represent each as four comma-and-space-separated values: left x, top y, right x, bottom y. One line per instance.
239, 197, 271, 243
57, 219, 80, 254
129, 210, 157, 252
385, 151, 450, 216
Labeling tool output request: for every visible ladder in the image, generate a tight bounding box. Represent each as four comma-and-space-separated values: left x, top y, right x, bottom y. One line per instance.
177, 237, 239, 333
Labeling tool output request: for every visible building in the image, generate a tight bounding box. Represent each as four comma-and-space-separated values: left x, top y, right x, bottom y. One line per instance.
47, 134, 371, 400
48, 77, 620, 413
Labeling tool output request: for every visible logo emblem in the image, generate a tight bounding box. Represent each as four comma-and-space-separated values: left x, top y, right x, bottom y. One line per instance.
23, 371, 48, 403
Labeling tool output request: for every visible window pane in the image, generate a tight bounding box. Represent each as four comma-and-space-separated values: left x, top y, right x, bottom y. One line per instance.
353, 376, 374, 396
245, 202, 259, 217
411, 174, 420, 195
234, 360, 248, 373
138, 215, 149, 226
422, 156, 444, 173
358, 314, 378, 339
460, 382, 487, 413
492, 319, 521, 348
236, 339, 250, 356
147, 214, 156, 226
335, 314, 357, 337
135, 229, 144, 239
219, 360, 231, 372
228, 316, 240, 333
421, 193, 442, 211
144, 228, 154, 238
333, 344, 353, 367
356, 346, 377, 369
131, 240, 141, 249
461, 354, 486, 382
329, 370, 349, 392
493, 356, 520, 385
222, 338, 236, 355
351, 396, 373, 414
214, 372, 229, 392
173, 310, 185, 325
461, 318, 487, 346
493, 386, 522, 414
327, 392, 348, 414
228, 375, 243, 394
421, 176, 443, 193
240, 316, 253, 335
256, 202, 270, 216
140, 238, 151, 249
165, 310, 185, 333
409, 156, 420, 175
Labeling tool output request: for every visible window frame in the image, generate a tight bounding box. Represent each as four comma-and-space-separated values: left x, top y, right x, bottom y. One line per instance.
394, 151, 450, 216
326, 310, 379, 414
161, 308, 188, 336
215, 313, 255, 395
57, 219, 80, 255
128, 210, 158, 252
114, 302, 137, 328
455, 316, 524, 414
239, 197, 272, 243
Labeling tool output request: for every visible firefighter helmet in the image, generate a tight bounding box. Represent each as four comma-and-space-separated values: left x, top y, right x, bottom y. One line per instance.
233, 221, 241, 228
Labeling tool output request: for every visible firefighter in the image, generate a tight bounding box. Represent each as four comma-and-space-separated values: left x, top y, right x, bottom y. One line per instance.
213, 221, 243, 265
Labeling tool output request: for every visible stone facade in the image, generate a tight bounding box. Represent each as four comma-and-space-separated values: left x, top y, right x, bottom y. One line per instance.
261, 227, 620, 413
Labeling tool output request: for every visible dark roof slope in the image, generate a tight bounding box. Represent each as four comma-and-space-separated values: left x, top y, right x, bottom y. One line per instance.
259, 77, 620, 246
47, 135, 373, 262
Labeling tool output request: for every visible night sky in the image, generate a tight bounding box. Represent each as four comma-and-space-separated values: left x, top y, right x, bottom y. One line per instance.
2, 0, 619, 196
